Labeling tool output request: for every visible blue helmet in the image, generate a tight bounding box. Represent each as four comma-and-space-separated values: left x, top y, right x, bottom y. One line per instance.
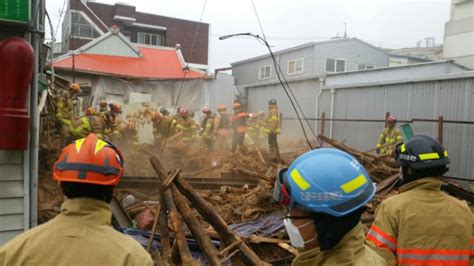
273, 148, 375, 217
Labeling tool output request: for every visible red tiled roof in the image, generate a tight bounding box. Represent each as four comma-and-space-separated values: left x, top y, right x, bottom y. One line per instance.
53, 47, 205, 80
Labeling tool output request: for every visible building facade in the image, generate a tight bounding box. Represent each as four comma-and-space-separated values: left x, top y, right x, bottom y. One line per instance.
61, 0, 209, 67
444, 0, 474, 69
231, 38, 390, 139
318, 61, 470, 179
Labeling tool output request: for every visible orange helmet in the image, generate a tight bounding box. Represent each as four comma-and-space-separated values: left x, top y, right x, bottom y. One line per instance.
85, 107, 96, 116
53, 134, 124, 186
109, 102, 122, 115
202, 107, 211, 114
151, 112, 161, 122
217, 104, 226, 112
69, 83, 81, 93
233, 103, 241, 110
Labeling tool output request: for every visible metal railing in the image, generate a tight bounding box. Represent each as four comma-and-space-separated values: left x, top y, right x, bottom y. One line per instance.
281, 112, 474, 145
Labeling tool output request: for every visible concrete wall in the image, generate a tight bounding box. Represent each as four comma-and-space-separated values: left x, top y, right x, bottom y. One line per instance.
319, 75, 474, 179
444, 0, 474, 69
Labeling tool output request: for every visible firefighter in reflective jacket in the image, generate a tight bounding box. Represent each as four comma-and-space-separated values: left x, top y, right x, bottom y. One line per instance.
231, 103, 248, 152
272, 149, 386, 266
263, 99, 281, 161
172, 108, 197, 142
56, 83, 81, 145
213, 104, 232, 151
376, 115, 402, 155
200, 107, 215, 150
70, 103, 121, 141
247, 112, 265, 146
121, 114, 139, 146
0, 134, 153, 266
366, 135, 474, 265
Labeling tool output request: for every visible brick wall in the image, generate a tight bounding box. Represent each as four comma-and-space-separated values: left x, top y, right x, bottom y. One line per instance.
67, 1, 209, 65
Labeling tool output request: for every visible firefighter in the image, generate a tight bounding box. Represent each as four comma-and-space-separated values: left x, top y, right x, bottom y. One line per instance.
247, 112, 265, 147
99, 100, 108, 113
366, 135, 474, 265
231, 103, 249, 152
151, 112, 162, 141
120, 114, 139, 146
200, 107, 215, 151
272, 148, 386, 265
159, 107, 173, 138
263, 99, 281, 161
376, 115, 402, 155
104, 103, 122, 141
70, 103, 121, 141
160, 107, 170, 117
56, 83, 81, 146
85, 106, 96, 116
173, 108, 197, 142
0, 134, 153, 265
151, 111, 171, 144
213, 104, 232, 151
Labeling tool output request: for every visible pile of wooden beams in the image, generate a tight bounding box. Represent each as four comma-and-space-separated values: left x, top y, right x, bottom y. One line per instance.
147, 156, 270, 266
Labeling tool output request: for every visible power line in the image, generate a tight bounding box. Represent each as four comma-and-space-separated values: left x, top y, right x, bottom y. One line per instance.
248, 0, 315, 149
159, 0, 208, 156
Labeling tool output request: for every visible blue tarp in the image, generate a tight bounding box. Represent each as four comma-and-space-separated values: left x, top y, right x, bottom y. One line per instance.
119, 212, 284, 264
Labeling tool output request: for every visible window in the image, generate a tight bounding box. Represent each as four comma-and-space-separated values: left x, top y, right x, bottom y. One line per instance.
121, 30, 131, 39
71, 12, 100, 39
138, 32, 164, 46
326, 58, 346, 73
358, 63, 376, 70
259, 65, 272, 80
288, 58, 304, 75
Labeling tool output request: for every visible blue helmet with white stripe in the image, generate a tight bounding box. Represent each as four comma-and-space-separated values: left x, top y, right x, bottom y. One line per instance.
273, 148, 375, 217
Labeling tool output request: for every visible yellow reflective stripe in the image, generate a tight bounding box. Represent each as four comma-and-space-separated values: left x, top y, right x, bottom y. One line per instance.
94, 139, 108, 155
444, 151, 448, 157
419, 153, 440, 160
82, 117, 92, 131
340, 174, 367, 194
74, 138, 86, 153
290, 168, 311, 191
401, 144, 406, 153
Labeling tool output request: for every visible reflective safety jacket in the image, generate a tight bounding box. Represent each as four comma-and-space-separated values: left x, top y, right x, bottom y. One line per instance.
201, 115, 215, 140
70, 115, 107, 140
247, 118, 265, 141
377, 126, 402, 155
174, 117, 197, 141
0, 198, 153, 266
366, 177, 474, 266
293, 223, 387, 266
264, 106, 281, 134
56, 93, 74, 122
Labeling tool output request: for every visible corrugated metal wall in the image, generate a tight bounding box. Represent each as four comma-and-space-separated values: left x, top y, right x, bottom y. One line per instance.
320, 77, 474, 179
0, 151, 27, 245
246, 79, 320, 141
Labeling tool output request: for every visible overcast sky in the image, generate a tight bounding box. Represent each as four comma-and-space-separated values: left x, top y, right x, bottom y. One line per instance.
45, 0, 451, 70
